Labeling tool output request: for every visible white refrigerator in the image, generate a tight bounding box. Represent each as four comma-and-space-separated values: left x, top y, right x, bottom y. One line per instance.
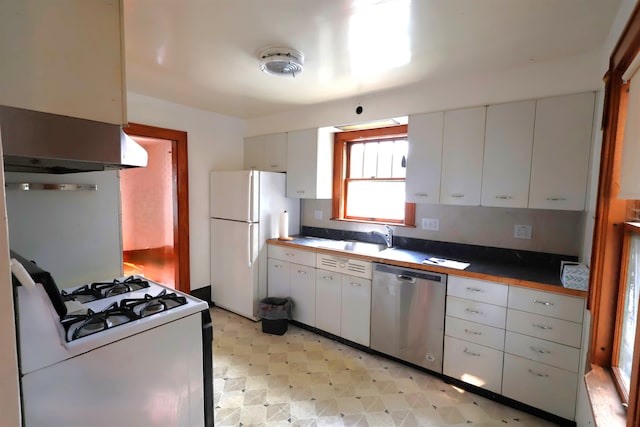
210, 170, 300, 320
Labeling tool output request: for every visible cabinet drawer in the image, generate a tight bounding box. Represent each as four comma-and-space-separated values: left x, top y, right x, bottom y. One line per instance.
316, 253, 372, 279
443, 336, 503, 394
268, 245, 316, 267
504, 331, 580, 373
446, 296, 506, 329
447, 276, 508, 306
445, 316, 505, 350
506, 309, 582, 348
502, 354, 578, 420
508, 286, 584, 323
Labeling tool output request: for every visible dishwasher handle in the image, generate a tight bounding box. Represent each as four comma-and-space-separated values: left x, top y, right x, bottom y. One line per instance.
396, 274, 417, 283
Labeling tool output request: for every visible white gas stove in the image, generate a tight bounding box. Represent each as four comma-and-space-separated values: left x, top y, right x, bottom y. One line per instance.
13, 253, 213, 427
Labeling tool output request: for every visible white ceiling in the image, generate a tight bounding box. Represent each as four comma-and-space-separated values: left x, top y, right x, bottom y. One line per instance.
123, 0, 622, 120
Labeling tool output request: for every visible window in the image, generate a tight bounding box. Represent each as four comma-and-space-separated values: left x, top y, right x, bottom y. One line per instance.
332, 125, 415, 226
612, 224, 640, 403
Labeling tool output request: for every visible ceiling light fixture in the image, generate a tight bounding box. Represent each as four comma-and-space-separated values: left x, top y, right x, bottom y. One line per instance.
258, 47, 304, 78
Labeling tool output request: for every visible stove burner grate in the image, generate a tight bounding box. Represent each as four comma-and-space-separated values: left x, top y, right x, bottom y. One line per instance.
61, 276, 150, 303
61, 303, 139, 341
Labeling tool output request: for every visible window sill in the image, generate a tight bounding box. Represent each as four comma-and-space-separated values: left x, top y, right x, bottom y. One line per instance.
330, 218, 416, 228
584, 365, 626, 427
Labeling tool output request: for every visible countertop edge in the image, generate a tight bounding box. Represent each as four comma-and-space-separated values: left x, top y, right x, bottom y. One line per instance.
267, 239, 588, 298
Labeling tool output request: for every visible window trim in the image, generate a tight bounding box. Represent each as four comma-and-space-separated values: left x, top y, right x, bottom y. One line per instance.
332, 124, 416, 227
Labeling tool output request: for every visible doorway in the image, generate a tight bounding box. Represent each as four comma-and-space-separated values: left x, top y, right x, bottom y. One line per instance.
121, 123, 190, 294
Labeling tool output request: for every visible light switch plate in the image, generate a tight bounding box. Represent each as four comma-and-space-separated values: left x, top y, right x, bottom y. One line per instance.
422, 218, 439, 231
313, 210, 323, 220
514, 224, 532, 239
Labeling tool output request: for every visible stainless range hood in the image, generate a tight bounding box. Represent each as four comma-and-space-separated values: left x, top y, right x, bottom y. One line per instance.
0, 105, 148, 174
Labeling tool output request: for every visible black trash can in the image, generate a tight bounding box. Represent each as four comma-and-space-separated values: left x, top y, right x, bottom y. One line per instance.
259, 297, 292, 335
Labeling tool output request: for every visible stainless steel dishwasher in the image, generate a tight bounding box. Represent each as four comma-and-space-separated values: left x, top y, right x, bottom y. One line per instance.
371, 263, 447, 373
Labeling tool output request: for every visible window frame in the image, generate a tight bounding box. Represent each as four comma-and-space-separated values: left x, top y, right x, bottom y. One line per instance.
332, 125, 416, 226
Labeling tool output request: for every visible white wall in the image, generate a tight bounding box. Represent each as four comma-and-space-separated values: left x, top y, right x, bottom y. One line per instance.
127, 92, 245, 290
246, 50, 604, 136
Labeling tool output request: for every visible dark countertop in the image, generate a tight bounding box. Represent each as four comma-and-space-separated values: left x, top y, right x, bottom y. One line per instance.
269, 234, 587, 298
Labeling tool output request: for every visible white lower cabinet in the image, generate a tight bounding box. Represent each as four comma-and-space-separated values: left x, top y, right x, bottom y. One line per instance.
315, 269, 341, 336
288, 265, 316, 326
341, 275, 371, 346
315, 254, 372, 346
443, 336, 503, 394
502, 354, 578, 421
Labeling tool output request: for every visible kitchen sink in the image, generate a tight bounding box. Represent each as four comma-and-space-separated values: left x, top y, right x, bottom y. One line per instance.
317, 240, 388, 254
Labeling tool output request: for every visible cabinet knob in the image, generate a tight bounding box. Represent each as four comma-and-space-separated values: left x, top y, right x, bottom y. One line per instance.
463, 348, 481, 357
532, 323, 553, 330
528, 369, 550, 378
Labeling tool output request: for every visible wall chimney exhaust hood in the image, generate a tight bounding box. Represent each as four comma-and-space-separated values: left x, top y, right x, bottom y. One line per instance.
0, 105, 148, 174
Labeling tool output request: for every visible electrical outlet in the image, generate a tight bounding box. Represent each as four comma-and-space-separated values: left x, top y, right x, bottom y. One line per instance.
313, 210, 323, 220
514, 224, 532, 239
422, 218, 439, 231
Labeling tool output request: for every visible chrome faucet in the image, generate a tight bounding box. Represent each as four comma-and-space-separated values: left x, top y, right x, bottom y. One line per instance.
371, 225, 393, 248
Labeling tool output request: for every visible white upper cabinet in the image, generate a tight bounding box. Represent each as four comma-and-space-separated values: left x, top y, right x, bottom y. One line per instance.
440, 107, 486, 206
286, 128, 333, 199
481, 100, 536, 208
406, 112, 444, 204
244, 133, 287, 172
0, 0, 126, 125
528, 92, 595, 211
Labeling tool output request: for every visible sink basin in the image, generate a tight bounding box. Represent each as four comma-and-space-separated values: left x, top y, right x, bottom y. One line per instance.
317, 240, 388, 254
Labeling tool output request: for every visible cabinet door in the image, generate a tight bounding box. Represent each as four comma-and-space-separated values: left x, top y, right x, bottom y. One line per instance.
443, 336, 504, 394
529, 92, 594, 210
244, 136, 264, 170
1, 0, 125, 124
502, 354, 578, 420
440, 107, 486, 206
267, 258, 290, 298
264, 133, 287, 172
315, 269, 342, 336
289, 264, 316, 326
481, 100, 535, 207
406, 112, 444, 204
287, 129, 317, 198
341, 276, 371, 346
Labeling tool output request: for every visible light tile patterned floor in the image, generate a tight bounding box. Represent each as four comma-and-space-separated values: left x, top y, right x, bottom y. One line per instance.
211, 307, 559, 427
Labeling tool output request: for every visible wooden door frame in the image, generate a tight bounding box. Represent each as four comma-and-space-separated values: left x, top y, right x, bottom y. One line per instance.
122, 122, 190, 295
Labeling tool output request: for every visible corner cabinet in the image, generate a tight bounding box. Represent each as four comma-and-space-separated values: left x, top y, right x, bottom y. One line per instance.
244, 133, 287, 172
528, 92, 595, 210
286, 128, 334, 199
405, 112, 444, 204
0, 0, 126, 125
481, 100, 536, 208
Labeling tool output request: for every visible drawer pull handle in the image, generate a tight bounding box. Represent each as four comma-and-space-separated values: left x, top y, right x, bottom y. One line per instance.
530, 346, 550, 355
533, 299, 554, 306
414, 192, 428, 197
528, 369, 550, 378
270, 164, 279, 168
466, 287, 483, 293
322, 276, 333, 280
495, 195, 513, 200
274, 264, 282, 269
350, 282, 361, 287
296, 190, 305, 194
465, 308, 483, 315
464, 329, 482, 336
546, 197, 567, 201
532, 323, 553, 330
463, 348, 481, 357
285, 253, 295, 257
297, 270, 307, 275
451, 193, 465, 198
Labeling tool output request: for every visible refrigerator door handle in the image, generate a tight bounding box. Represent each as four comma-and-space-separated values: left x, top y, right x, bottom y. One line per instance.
247, 224, 253, 268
